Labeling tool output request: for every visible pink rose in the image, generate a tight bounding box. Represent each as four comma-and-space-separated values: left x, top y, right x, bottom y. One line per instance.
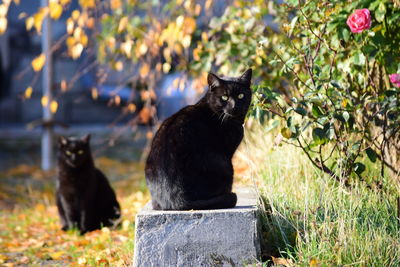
346, 9, 371, 33
389, 73, 400, 88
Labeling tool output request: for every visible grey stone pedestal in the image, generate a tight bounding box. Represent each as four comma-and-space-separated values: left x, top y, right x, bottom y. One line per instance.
133, 187, 261, 267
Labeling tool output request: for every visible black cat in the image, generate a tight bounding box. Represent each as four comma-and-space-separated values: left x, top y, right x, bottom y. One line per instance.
145, 69, 252, 210
56, 134, 120, 234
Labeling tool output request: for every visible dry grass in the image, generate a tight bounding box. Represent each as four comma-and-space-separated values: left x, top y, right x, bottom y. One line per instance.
236, 119, 400, 266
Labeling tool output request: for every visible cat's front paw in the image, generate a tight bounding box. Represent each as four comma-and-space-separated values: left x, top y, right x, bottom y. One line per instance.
79, 229, 88, 235
61, 225, 69, 231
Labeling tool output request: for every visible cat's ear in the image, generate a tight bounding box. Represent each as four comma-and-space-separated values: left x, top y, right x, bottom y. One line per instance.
239, 69, 252, 85
58, 136, 68, 146
82, 134, 91, 143
207, 73, 222, 90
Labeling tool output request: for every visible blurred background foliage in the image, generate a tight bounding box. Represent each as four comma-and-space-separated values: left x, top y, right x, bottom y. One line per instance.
1, 0, 399, 188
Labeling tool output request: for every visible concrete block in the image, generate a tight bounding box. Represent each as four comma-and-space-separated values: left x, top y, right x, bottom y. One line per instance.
133, 187, 260, 267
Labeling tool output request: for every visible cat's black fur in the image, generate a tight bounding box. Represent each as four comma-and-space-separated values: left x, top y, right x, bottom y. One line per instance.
56, 134, 120, 234
145, 69, 252, 210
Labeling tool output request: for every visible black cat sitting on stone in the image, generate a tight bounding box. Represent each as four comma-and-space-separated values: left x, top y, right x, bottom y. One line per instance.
145, 69, 252, 210
56, 134, 120, 234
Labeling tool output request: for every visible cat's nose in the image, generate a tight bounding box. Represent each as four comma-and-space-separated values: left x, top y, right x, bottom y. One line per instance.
70, 154, 76, 161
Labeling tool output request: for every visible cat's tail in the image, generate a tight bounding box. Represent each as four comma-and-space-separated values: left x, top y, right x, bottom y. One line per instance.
181, 192, 237, 210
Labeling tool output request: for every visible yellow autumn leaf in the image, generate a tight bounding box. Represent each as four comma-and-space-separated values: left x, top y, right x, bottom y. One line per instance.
77, 256, 87, 265
0, 17, 7, 35
49, 3, 63, 20
139, 64, 150, 78
0, 4, 8, 17
138, 43, 148, 55
33, 8, 48, 33
77, 12, 87, 27
114, 95, 121, 105
195, 3, 201, 15
13, 0, 20, 4
73, 27, 82, 39
201, 32, 208, 42
118, 16, 128, 33
309, 258, 320, 267
86, 17, 95, 28
182, 34, 191, 48
35, 203, 46, 212
162, 62, 171, 73
71, 43, 83, 59
66, 36, 75, 47
91, 87, 98, 100
120, 40, 133, 57
18, 12, 27, 19
176, 15, 184, 27
155, 62, 162, 72
61, 80, 67, 92
66, 18, 74, 34
193, 47, 200, 61
110, 0, 122, 10
41, 96, 49, 107
183, 17, 196, 34
114, 61, 123, 71
80, 34, 88, 46
60, 0, 71, 5
25, 16, 34, 30
205, 0, 213, 10
107, 37, 116, 49
71, 9, 80, 20
49, 251, 65, 260
79, 0, 95, 8
24, 86, 33, 99
50, 100, 58, 113
122, 219, 130, 231
31, 54, 46, 72
127, 103, 136, 113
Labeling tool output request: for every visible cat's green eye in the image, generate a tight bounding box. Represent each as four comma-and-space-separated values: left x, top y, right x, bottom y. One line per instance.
78, 150, 84, 155
238, 93, 244, 99
221, 95, 228, 101
65, 150, 72, 156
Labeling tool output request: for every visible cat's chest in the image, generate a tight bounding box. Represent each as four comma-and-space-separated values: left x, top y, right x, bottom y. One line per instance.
58, 170, 94, 192
207, 121, 243, 148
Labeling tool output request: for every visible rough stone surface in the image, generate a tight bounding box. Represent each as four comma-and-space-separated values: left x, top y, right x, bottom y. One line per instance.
133, 187, 261, 267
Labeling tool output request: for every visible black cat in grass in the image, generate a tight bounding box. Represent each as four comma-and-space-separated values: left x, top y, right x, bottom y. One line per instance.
145, 69, 252, 210
56, 134, 120, 234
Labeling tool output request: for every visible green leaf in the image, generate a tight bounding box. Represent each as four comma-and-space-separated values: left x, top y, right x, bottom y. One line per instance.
366, 147, 377, 163
209, 17, 222, 29
385, 90, 396, 97
340, 28, 350, 42
311, 105, 324, 118
353, 52, 366, 66
354, 162, 366, 175
330, 81, 342, 89
312, 128, 327, 145
295, 107, 307, 116
324, 123, 335, 140
375, 3, 386, 23
342, 111, 350, 122
281, 127, 292, 139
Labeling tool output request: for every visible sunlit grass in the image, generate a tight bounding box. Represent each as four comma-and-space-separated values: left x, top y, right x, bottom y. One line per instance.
237, 119, 400, 266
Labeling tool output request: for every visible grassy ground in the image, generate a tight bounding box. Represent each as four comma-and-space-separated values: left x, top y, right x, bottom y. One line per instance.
237, 120, 400, 266
1, 122, 399, 266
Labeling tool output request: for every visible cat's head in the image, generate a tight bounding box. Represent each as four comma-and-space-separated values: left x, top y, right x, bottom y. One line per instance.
206, 69, 252, 121
58, 134, 92, 167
